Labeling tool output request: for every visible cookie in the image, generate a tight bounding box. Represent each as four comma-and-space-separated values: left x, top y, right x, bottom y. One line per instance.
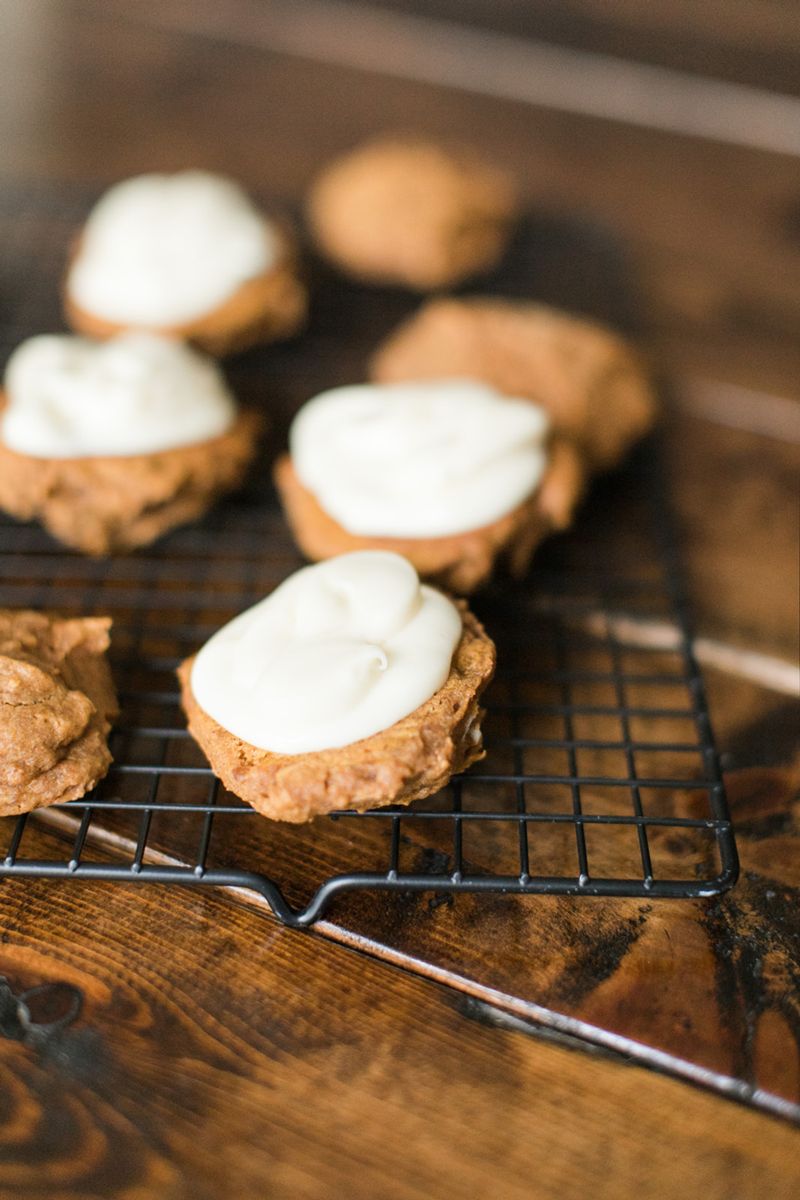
370, 297, 657, 468
0, 610, 118, 817
307, 137, 517, 289
274, 437, 584, 594
178, 552, 496, 821
274, 378, 585, 592
0, 332, 262, 555
64, 172, 307, 355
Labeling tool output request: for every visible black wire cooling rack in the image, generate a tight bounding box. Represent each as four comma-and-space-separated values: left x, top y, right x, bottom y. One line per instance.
0, 186, 738, 927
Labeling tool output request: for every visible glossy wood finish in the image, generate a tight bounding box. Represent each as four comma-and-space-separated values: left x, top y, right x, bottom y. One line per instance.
0, 1, 798, 1195
2, 828, 799, 1200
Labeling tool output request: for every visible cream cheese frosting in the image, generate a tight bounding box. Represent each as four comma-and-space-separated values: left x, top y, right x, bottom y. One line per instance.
1, 332, 236, 458
67, 171, 277, 326
190, 551, 463, 754
290, 379, 550, 537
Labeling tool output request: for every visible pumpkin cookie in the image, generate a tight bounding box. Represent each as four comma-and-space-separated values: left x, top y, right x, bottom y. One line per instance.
274, 380, 585, 593
0, 332, 262, 555
65, 171, 306, 355
179, 552, 495, 822
307, 137, 517, 289
0, 610, 118, 817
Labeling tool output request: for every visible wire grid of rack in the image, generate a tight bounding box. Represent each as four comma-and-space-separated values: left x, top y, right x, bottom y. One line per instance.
0, 186, 738, 927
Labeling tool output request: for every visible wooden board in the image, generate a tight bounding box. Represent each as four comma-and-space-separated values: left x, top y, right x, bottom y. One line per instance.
1, 823, 799, 1200
0, 4, 798, 1195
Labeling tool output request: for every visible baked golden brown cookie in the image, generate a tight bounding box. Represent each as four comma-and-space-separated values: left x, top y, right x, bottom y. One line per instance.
370, 297, 657, 469
0, 400, 262, 556
65, 229, 307, 358
178, 601, 495, 823
274, 437, 585, 594
307, 138, 517, 289
0, 610, 118, 817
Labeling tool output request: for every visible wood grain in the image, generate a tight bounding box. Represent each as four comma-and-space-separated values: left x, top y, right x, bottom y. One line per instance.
0, 3, 798, 1194
94, 0, 800, 157
665, 414, 800, 661
366, 0, 800, 94
1, 824, 799, 1200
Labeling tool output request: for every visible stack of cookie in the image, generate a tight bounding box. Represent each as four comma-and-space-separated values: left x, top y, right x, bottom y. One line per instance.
1, 142, 656, 824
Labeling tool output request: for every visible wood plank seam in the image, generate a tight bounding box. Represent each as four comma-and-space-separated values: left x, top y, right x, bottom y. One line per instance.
458, 996, 800, 1125
575, 611, 800, 696
679, 381, 800, 443
101, 0, 800, 155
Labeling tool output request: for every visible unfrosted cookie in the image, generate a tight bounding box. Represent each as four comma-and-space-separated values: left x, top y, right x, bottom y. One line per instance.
371, 297, 657, 469
65, 172, 307, 356
0, 610, 118, 817
178, 552, 496, 822
0, 333, 262, 555
274, 380, 585, 593
307, 138, 517, 289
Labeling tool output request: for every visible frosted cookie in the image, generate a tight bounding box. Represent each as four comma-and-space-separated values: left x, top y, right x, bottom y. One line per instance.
178, 552, 495, 822
370, 297, 657, 469
274, 380, 585, 593
0, 332, 261, 555
0, 610, 118, 817
65, 171, 307, 355
307, 138, 517, 289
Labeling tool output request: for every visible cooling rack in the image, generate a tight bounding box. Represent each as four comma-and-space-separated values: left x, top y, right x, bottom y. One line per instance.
0, 186, 738, 927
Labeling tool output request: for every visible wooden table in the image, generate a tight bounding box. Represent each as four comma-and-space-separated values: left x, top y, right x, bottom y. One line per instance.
0, 3, 798, 1197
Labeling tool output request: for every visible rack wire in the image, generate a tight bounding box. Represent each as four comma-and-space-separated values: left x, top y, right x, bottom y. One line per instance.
0, 186, 738, 927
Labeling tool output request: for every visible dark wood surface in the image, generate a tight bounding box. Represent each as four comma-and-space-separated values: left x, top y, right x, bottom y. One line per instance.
370, 0, 800, 94
2, 828, 799, 1200
0, 2, 798, 1196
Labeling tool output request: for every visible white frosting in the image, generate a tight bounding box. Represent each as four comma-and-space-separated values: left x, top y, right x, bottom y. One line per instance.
290, 379, 550, 537
191, 551, 462, 754
67, 171, 277, 326
1, 332, 236, 458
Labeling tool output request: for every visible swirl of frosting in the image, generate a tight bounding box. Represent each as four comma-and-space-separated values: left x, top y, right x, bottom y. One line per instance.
67, 171, 277, 325
1, 332, 236, 458
190, 551, 463, 754
290, 379, 550, 537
